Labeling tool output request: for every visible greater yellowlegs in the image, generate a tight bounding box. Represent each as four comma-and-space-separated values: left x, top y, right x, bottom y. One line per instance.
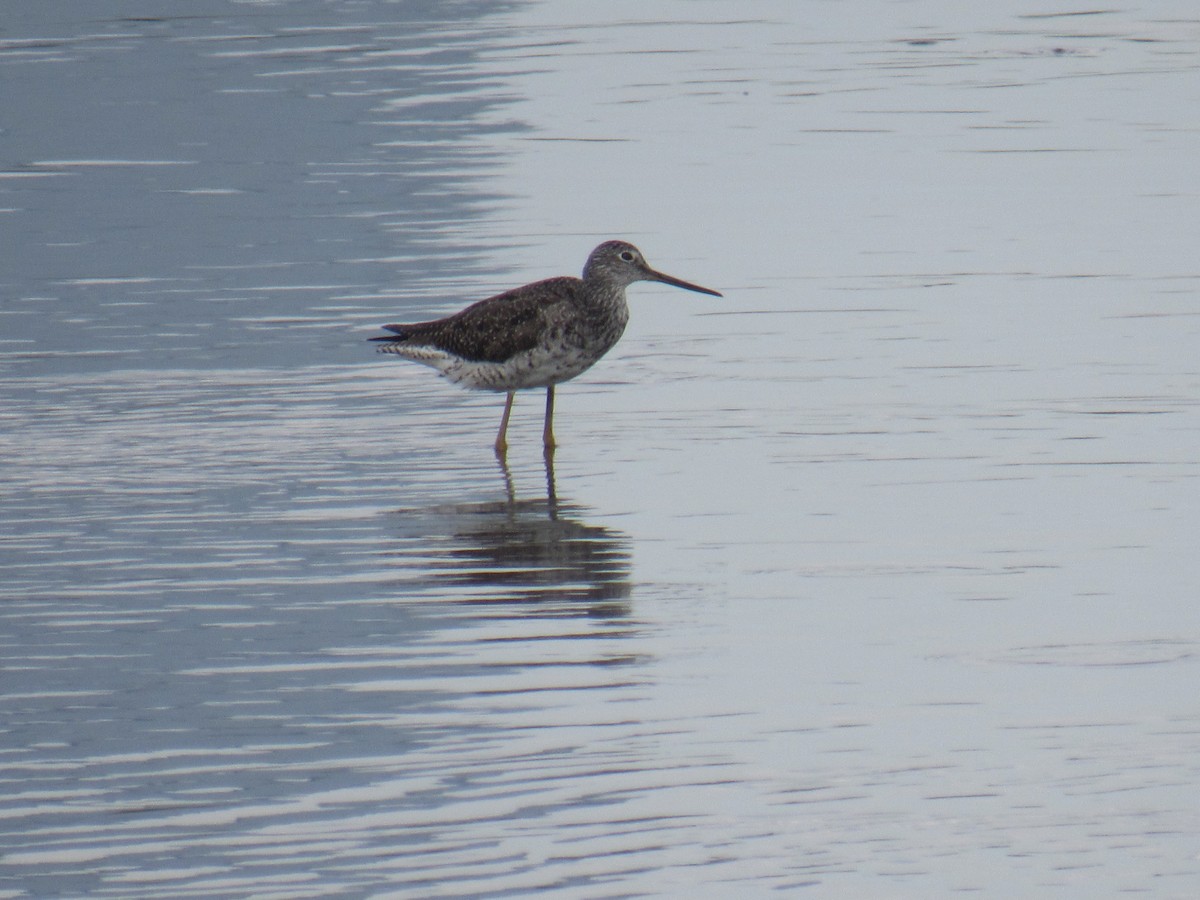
371, 240, 720, 453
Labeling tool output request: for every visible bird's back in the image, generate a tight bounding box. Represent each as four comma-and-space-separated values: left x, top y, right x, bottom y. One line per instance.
373, 276, 583, 364
371, 276, 631, 390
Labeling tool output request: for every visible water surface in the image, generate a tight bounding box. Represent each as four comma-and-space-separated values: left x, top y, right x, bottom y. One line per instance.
2, 2, 1199, 897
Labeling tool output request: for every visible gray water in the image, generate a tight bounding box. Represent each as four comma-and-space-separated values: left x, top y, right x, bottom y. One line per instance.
2, 2, 1199, 897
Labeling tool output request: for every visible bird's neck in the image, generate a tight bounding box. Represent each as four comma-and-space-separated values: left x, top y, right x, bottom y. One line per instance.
579, 282, 628, 314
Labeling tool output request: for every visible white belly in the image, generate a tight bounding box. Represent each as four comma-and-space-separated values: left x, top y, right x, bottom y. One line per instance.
388, 344, 605, 392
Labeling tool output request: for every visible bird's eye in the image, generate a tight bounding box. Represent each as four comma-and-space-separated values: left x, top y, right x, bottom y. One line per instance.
619, 251, 635, 262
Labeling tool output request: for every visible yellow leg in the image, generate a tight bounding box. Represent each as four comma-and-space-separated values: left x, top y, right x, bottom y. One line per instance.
495, 391, 515, 454
542, 443, 558, 510
542, 386, 556, 451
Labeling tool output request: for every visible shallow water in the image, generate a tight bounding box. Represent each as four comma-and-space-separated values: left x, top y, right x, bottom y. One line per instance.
2, 2, 1199, 897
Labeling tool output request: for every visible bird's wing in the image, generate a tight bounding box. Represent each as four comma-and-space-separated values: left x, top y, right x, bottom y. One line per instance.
374, 277, 580, 364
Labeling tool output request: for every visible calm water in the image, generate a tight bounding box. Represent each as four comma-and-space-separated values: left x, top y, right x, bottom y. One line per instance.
3, 2, 1199, 897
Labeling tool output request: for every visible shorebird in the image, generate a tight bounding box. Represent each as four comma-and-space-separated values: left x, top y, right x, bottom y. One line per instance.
371, 240, 721, 453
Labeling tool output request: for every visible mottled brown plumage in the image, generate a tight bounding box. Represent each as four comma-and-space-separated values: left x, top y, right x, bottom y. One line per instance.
376, 277, 579, 366
371, 240, 720, 453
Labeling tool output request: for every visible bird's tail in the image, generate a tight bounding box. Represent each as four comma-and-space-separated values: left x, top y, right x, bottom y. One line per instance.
368, 323, 411, 344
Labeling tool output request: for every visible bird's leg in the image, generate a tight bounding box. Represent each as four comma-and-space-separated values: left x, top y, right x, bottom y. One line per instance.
542, 443, 558, 514
495, 391, 515, 455
542, 386, 556, 451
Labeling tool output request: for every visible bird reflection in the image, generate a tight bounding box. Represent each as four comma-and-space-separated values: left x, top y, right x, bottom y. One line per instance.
387, 452, 632, 617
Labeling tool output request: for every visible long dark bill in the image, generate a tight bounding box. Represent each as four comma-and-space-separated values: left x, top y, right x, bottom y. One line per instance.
648, 269, 722, 297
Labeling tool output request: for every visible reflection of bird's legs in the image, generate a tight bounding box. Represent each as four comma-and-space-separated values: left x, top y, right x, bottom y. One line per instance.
494, 391, 515, 455
495, 448, 516, 505
542, 386, 556, 450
